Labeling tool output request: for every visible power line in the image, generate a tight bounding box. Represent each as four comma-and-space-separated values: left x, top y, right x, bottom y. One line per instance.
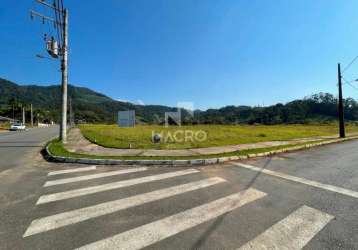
30, 0, 69, 142
60, 0, 64, 13
348, 82, 358, 91
337, 63, 345, 137
53, 0, 62, 48
341, 76, 357, 85
342, 77, 358, 92
342, 55, 358, 73
342, 76, 354, 83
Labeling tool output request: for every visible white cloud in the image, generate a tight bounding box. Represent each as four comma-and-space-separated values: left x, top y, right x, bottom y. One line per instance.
136, 99, 145, 105
116, 98, 130, 103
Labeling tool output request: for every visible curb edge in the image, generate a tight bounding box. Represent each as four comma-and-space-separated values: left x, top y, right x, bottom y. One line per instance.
44, 136, 358, 167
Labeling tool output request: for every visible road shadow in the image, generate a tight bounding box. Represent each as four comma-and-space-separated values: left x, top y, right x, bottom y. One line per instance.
190, 157, 272, 250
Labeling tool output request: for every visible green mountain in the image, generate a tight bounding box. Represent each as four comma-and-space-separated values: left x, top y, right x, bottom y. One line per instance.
0, 78, 176, 123
1, 77, 358, 125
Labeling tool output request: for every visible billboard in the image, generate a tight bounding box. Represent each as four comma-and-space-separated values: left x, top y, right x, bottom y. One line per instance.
118, 110, 135, 127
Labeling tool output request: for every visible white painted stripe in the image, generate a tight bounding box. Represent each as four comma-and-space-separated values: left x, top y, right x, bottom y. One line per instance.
232, 162, 358, 199
44, 167, 148, 187
238, 205, 334, 250
76, 188, 266, 250
47, 166, 97, 176
24, 177, 226, 237
37, 169, 199, 204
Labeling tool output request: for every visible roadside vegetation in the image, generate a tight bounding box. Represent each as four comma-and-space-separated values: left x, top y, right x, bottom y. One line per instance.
2, 78, 358, 125
48, 138, 330, 160
79, 124, 358, 150
0, 122, 10, 131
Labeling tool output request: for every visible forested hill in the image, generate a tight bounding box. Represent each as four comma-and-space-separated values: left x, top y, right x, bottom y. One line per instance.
193, 94, 358, 124
0, 78, 176, 123
1, 77, 358, 124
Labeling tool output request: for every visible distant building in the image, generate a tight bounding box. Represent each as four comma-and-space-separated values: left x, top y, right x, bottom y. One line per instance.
118, 110, 135, 127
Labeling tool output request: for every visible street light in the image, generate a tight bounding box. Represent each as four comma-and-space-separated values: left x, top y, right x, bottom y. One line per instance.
36, 54, 53, 60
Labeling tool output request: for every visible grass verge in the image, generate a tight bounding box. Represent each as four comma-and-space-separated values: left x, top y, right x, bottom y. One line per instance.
48, 138, 334, 161
0, 122, 10, 131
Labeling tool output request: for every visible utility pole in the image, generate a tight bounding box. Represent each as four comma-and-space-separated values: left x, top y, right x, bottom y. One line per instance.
30, 0, 68, 141
30, 104, 33, 127
22, 107, 25, 125
60, 9, 68, 141
338, 63, 345, 138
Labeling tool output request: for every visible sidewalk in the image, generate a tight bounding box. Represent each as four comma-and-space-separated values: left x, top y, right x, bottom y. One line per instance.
63, 128, 349, 157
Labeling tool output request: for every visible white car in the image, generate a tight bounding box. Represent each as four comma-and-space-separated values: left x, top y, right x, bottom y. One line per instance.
10, 123, 26, 131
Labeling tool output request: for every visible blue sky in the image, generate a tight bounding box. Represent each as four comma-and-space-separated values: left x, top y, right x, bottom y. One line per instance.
1, 0, 358, 110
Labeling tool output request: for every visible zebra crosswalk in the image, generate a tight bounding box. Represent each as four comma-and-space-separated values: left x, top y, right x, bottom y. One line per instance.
47, 166, 97, 176
37, 168, 199, 204
238, 205, 334, 250
24, 166, 334, 250
24, 177, 226, 237
43, 167, 148, 187
76, 188, 266, 250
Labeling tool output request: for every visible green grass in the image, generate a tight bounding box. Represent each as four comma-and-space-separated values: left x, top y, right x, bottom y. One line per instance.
79, 124, 358, 150
48, 138, 323, 160
0, 122, 10, 131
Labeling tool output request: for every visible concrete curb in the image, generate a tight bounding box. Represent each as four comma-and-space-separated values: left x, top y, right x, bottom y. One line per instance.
45, 136, 358, 167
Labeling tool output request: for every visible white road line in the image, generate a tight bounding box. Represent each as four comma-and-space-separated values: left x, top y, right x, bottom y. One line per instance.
24, 177, 226, 237
232, 162, 358, 199
37, 169, 200, 204
47, 166, 97, 176
76, 188, 267, 250
238, 205, 334, 250
43, 167, 148, 187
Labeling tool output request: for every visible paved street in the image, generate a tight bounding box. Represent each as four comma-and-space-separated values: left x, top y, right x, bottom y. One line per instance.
1, 129, 358, 249
0, 126, 58, 172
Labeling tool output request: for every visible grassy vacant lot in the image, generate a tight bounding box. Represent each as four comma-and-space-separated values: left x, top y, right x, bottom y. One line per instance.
79, 124, 358, 150
0, 122, 10, 131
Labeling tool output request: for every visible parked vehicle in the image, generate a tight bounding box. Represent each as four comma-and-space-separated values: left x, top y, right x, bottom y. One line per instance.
10, 123, 26, 131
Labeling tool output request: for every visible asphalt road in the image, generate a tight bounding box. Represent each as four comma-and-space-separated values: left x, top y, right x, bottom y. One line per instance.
0, 126, 58, 172
0, 129, 358, 250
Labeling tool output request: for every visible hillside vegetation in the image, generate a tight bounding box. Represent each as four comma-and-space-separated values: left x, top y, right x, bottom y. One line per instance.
1, 77, 358, 125
0, 78, 176, 124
